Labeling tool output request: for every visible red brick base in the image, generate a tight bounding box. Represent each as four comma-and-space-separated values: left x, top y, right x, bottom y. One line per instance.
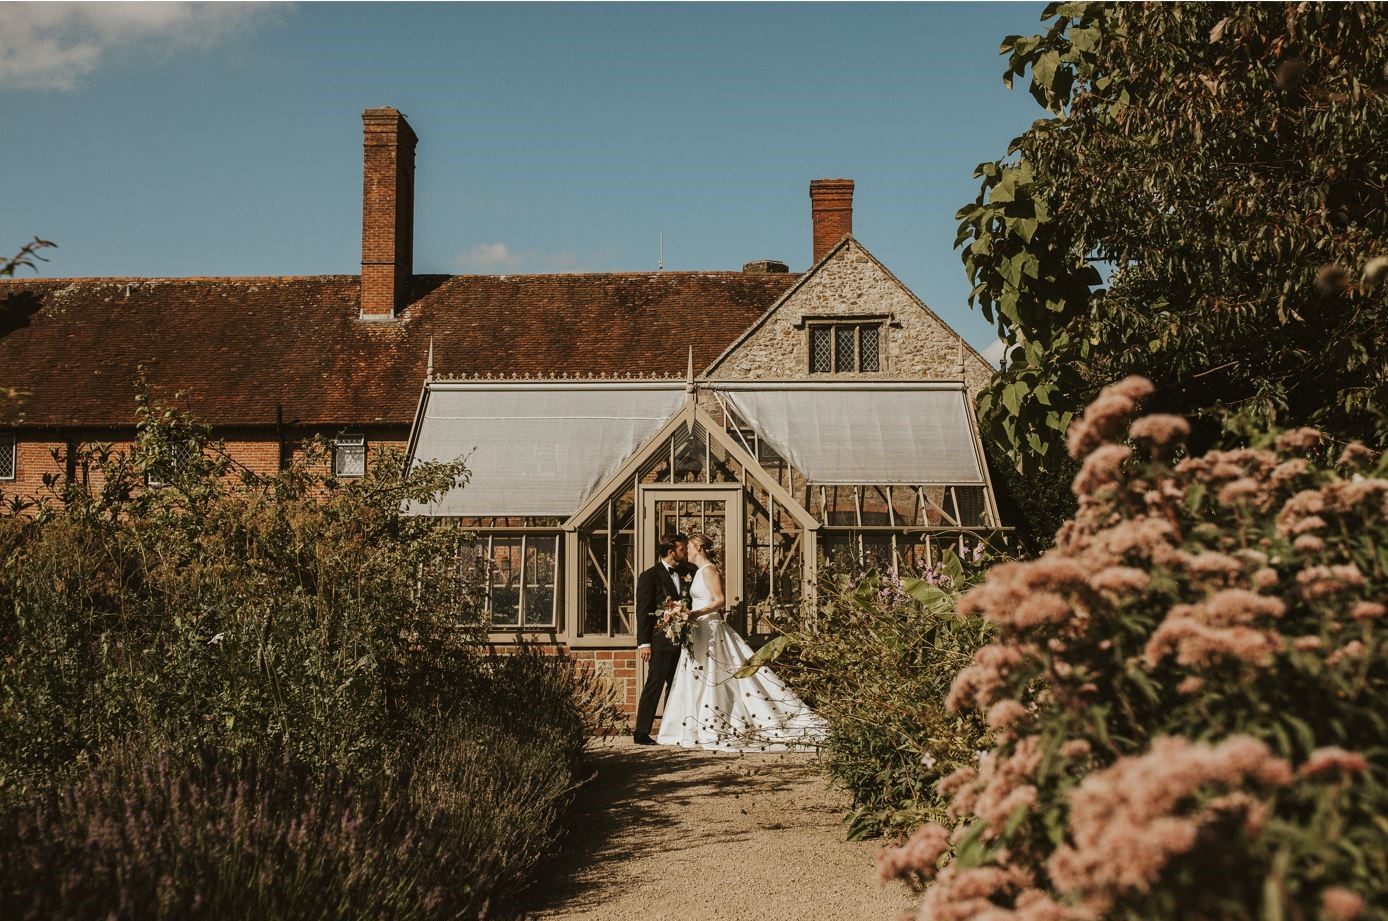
569, 646, 640, 717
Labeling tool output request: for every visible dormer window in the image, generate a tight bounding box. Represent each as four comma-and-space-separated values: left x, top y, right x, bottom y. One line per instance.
809, 321, 881, 373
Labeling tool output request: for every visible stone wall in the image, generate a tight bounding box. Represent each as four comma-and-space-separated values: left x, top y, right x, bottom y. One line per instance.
708, 239, 994, 399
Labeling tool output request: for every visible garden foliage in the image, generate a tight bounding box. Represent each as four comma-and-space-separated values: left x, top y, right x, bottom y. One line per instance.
773, 553, 996, 839
959, 2, 1388, 474
0, 390, 619, 920
880, 378, 1386, 921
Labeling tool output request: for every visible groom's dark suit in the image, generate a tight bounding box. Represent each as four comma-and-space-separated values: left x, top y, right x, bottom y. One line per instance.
634, 558, 691, 738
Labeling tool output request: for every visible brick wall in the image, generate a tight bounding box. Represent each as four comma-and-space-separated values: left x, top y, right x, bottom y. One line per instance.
3, 436, 66, 501
570, 646, 640, 717
0, 430, 408, 505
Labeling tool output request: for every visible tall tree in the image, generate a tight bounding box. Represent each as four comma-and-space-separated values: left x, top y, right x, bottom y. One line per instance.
961, 2, 1388, 473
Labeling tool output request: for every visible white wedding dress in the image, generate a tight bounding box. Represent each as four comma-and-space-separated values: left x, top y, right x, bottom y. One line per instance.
656, 563, 827, 751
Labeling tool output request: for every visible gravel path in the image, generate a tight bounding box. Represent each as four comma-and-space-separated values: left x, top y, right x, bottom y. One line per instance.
522, 738, 913, 921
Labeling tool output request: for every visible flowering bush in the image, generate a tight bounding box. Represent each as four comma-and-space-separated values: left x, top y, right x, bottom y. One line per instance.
880, 377, 1386, 921
773, 549, 997, 838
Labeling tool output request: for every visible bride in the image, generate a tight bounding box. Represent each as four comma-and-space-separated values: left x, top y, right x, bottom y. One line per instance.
656, 533, 826, 751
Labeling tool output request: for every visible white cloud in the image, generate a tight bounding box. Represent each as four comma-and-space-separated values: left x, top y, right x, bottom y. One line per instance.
453, 243, 585, 273
0, 2, 284, 91
454, 242, 523, 271
983, 338, 1009, 367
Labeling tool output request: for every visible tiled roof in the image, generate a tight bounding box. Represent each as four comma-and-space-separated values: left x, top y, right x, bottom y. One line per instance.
0, 272, 798, 429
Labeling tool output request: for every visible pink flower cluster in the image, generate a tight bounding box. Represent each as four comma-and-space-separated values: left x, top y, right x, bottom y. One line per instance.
914, 864, 1076, 921
1320, 886, 1367, 921
913, 863, 1042, 921
1066, 376, 1155, 461
947, 642, 1029, 713
896, 379, 1385, 921
1336, 442, 1376, 468
1296, 563, 1366, 599
1047, 736, 1292, 916
1297, 746, 1369, 780
1128, 413, 1190, 450
943, 735, 1041, 836
877, 821, 951, 886
1144, 589, 1288, 667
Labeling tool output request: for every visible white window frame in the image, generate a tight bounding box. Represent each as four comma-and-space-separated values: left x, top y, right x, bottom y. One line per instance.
333, 433, 366, 478
0, 433, 15, 481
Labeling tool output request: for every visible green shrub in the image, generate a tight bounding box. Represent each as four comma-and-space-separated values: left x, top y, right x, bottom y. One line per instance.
880, 378, 1387, 921
773, 554, 996, 839
0, 387, 478, 788
0, 389, 616, 919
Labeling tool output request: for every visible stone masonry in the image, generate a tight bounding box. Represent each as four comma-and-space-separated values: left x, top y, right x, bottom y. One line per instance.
706, 237, 994, 397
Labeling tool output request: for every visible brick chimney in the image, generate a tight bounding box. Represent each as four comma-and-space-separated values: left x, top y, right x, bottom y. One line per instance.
809, 178, 854, 265
361, 107, 418, 320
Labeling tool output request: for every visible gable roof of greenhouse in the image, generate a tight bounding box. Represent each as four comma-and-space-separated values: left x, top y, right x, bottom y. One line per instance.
405, 378, 991, 520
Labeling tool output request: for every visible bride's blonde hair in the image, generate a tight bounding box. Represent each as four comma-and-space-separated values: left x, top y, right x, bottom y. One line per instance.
687, 532, 719, 562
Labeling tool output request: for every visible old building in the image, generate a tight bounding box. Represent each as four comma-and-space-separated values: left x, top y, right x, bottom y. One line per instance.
0, 107, 998, 711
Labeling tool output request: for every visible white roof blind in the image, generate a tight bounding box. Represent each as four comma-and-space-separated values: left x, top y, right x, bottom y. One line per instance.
716, 384, 984, 485
408, 384, 685, 516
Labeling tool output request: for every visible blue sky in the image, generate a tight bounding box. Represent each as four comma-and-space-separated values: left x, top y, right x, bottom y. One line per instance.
1, 2, 1049, 358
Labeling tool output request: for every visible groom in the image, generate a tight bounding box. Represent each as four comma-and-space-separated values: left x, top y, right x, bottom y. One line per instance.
633, 531, 690, 745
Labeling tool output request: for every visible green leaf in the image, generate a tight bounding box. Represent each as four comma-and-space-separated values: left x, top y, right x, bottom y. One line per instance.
1032, 51, 1062, 99
1004, 802, 1030, 837
1012, 217, 1040, 242
1126, 667, 1160, 705
1001, 382, 1023, 416
734, 634, 790, 678
953, 819, 989, 867
902, 579, 948, 606
1068, 26, 1100, 53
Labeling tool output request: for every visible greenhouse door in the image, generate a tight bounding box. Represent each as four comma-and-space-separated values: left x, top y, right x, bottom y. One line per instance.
636, 486, 743, 698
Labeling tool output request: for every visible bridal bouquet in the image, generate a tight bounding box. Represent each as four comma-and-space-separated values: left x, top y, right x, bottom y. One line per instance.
657, 598, 694, 648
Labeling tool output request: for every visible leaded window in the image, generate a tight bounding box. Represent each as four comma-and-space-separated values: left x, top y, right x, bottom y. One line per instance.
810, 327, 833, 373
333, 433, 366, 477
0, 434, 13, 480
809, 322, 882, 373
146, 438, 201, 487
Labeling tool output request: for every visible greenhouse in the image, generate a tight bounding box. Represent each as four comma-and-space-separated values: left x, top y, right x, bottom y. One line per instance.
405, 374, 1001, 648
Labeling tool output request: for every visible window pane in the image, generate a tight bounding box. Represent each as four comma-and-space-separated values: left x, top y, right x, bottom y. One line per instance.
611, 530, 636, 633
334, 435, 366, 477
810, 327, 832, 373
952, 486, 990, 527
489, 537, 521, 627
859, 324, 880, 371
835, 326, 856, 372
0, 435, 15, 479
819, 533, 858, 573
523, 537, 557, 627
582, 531, 610, 635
